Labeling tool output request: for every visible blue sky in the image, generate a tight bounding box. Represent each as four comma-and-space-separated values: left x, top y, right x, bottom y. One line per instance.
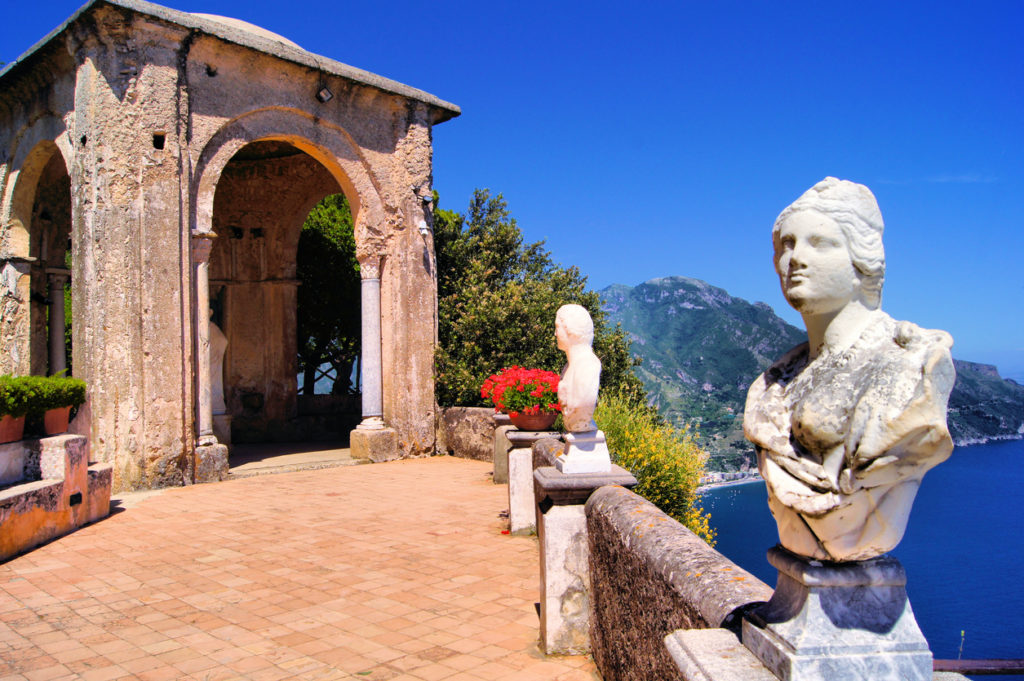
5, 0, 1023, 379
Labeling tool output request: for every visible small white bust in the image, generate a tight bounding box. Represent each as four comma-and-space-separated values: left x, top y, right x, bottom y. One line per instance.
556, 304, 601, 432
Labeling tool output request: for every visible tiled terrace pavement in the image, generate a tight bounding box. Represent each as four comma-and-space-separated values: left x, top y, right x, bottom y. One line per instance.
0, 458, 600, 681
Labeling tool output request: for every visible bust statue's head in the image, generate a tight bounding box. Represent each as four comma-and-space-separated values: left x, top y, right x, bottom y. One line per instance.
772, 177, 886, 313
555, 304, 594, 352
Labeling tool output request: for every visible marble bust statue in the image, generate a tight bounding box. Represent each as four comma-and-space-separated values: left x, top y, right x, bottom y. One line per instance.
744, 177, 956, 562
210, 316, 228, 416
556, 304, 601, 432
554, 304, 610, 473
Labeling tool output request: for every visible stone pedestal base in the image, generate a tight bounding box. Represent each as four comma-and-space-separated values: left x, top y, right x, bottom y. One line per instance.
350, 427, 397, 462
742, 547, 932, 681
508, 448, 535, 535
556, 430, 611, 474
212, 414, 232, 445
195, 443, 228, 483
493, 425, 515, 484
534, 464, 637, 655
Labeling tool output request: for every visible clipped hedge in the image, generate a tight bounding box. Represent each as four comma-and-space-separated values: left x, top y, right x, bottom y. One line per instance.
0, 375, 87, 417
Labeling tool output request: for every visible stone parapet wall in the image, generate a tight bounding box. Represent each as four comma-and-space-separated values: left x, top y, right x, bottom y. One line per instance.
585, 485, 772, 681
439, 407, 495, 461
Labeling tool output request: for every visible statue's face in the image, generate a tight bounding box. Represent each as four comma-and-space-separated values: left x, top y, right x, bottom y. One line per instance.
775, 211, 861, 316
555, 315, 569, 352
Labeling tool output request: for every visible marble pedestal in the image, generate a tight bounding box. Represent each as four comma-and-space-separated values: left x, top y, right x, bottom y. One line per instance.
350, 426, 397, 462
555, 430, 611, 474
195, 443, 229, 483
507, 430, 560, 535
742, 547, 932, 681
533, 465, 637, 655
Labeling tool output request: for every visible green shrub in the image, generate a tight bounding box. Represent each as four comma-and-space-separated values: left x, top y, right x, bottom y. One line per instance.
595, 388, 715, 545
0, 375, 31, 417
0, 375, 86, 417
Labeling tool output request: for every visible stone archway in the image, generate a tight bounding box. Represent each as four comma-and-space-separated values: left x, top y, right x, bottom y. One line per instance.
1, 128, 74, 378
191, 109, 389, 465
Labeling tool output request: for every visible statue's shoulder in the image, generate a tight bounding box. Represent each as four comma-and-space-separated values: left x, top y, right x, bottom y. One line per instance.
870, 313, 955, 391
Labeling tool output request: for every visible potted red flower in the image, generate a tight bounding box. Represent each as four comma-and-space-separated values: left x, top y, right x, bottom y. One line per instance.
480, 366, 561, 431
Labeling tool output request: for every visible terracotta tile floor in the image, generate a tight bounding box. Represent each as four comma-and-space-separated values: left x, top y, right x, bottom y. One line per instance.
0, 458, 599, 680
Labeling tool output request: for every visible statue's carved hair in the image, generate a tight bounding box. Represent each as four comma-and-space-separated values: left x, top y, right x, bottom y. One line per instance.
556, 304, 594, 346
773, 177, 886, 308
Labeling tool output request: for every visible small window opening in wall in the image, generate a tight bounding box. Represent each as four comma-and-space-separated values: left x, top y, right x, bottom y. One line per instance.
152, 133, 166, 150
229, 227, 244, 239
79, 135, 87, 146
251, 228, 264, 238
205, 64, 218, 77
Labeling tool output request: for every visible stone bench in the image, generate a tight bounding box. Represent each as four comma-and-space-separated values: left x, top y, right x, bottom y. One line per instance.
0, 434, 112, 561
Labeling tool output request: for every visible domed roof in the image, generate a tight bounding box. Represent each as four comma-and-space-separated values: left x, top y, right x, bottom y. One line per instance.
192, 13, 302, 50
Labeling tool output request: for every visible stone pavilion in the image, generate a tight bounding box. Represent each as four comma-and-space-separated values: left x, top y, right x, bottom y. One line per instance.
0, 0, 460, 489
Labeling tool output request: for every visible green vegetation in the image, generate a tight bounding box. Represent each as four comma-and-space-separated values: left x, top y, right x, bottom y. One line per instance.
595, 388, 714, 544
0, 374, 86, 417
296, 193, 361, 395
434, 189, 642, 406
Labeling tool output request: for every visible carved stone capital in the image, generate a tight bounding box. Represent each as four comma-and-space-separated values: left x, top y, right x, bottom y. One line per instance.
359, 255, 381, 280
191, 232, 217, 264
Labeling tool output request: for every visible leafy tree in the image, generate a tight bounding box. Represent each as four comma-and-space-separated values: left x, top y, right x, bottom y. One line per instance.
296, 193, 361, 395
435, 189, 644, 406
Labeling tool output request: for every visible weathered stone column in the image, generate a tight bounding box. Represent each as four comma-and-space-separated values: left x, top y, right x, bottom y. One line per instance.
191, 232, 227, 483
46, 269, 69, 376
358, 256, 384, 429
191, 233, 217, 446
351, 255, 397, 461
533, 465, 637, 655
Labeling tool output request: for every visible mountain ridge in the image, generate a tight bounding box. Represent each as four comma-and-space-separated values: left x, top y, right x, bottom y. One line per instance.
600, 277, 1024, 471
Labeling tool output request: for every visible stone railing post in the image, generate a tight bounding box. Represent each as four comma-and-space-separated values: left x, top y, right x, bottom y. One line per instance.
351, 255, 396, 461
191, 232, 227, 483
46, 268, 69, 376
533, 464, 636, 655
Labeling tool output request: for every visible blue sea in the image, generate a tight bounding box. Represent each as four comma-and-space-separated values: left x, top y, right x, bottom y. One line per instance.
702, 439, 1024, 677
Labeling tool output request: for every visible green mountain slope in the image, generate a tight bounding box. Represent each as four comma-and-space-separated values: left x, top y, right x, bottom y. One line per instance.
600, 277, 1024, 472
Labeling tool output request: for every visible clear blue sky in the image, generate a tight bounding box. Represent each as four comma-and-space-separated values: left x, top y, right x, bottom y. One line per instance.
5, 0, 1023, 380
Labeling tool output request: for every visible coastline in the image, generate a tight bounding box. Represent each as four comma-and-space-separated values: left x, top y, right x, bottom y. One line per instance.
697, 474, 763, 494
954, 431, 1023, 448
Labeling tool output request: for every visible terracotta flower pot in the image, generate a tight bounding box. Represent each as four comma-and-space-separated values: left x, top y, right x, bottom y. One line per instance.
509, 412, 557, 431
0, 414, 26, 444
43, 406, 72, 436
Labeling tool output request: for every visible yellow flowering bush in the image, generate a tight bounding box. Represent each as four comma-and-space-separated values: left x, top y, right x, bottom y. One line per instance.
595, 389, 715, 545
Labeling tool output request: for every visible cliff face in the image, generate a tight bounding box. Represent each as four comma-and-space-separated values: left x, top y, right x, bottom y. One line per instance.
601, 278, 1024, 471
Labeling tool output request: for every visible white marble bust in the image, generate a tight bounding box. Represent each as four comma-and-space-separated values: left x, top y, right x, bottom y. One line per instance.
556, 304, 601, 432
744, 177, 955, 562
210, 317, 228, 416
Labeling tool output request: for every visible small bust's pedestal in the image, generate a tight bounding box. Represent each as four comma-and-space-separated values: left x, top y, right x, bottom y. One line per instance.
506, 430, 561, 535
533, 464, 637, 655
555, 429, 611, 474
742, 546, 933, 681
492, 412, 513, 484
